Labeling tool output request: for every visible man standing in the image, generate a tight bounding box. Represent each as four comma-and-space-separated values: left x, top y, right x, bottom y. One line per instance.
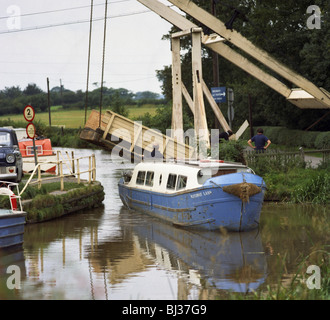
248, 128, 271, 152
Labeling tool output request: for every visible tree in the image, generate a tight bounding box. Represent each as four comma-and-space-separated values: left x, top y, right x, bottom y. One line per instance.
23, 83, 43, 95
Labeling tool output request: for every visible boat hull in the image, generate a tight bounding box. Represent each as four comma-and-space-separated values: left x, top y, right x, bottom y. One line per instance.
119, 172, 266, 232
0, 211, 26, 248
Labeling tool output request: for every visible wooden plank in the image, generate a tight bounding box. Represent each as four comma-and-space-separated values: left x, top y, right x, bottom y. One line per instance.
167, 0, 330, 108
102, 113, 115, 139
234, 120, 249, 140
82, 109, 196, 159
202, 80, 230, 131
181, 81, 194, 114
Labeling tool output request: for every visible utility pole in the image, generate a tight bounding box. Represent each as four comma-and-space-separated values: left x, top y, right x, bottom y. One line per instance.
47, 77, 51, 126
60, 78, 63, 104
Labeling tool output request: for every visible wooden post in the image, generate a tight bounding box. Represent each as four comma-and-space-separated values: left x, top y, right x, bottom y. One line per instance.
191, 29, 210, 150
88, 156, 91, 184
92, 154, 96, 182
71, 151, 75, 174
60, 161, 64, 191
77, 159, 80, 184
37, 165, 41, 189
171, 37, 184, 143
57, 151, 60, 176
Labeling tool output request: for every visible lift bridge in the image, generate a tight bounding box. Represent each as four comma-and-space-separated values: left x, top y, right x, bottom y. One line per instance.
80, 0, 330, 161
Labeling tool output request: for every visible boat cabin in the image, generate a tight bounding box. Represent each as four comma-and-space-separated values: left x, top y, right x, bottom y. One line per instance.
123, 161, 253, 194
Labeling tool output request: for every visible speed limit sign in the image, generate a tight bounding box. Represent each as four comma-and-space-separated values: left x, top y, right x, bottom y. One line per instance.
23, 105, 35, 122
26, 122, 36, 139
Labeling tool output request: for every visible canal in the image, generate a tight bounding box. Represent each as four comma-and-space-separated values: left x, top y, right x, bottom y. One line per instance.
0, 148, 328, 299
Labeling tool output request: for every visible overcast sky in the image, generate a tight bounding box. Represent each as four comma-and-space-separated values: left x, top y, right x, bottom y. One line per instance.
0, 0, 175, 94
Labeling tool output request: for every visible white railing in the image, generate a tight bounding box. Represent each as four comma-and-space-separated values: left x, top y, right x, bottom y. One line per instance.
19, 151, 96, 196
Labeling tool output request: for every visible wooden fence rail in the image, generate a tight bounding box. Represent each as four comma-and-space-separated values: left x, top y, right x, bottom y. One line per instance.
19, 152, 96, 196
244, 148, 330, 167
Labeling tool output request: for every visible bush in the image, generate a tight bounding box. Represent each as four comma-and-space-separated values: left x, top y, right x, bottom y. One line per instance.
217, 140, 246, 163
243, 126, 329, 149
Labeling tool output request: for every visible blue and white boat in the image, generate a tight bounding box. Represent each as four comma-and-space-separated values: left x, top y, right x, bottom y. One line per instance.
118, 160, 266, 232
0, 181, 26, 248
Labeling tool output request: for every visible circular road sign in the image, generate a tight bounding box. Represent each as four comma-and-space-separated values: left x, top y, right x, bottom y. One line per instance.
26, 122, 36, 139
23, 105, 35, 122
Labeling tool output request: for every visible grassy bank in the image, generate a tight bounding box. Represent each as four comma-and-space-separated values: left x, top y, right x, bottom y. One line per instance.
0, 180, 105, 223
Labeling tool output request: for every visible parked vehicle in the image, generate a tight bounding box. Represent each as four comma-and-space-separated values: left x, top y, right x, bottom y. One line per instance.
0, 128, 23, 183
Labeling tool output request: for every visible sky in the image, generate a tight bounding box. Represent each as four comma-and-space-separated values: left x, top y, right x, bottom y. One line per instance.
0, 0, 176, 95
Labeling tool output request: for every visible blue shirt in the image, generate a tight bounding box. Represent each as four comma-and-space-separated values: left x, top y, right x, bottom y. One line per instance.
251, 134, 269, 150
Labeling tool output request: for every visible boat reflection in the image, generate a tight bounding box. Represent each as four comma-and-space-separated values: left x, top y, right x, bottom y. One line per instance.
87, 207, 267, 297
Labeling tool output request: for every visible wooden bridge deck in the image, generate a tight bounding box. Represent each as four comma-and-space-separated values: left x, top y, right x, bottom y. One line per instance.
80, 110, 196, 162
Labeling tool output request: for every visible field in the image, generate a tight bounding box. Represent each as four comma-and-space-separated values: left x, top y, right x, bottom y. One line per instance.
0, 105, 158, 128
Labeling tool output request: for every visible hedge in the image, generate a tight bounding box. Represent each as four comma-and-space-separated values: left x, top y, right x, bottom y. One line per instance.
242, 127, 330, 149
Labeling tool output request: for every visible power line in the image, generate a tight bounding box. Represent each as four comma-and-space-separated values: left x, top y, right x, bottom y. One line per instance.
0, 9, 152, 35
0, 0, 133, 20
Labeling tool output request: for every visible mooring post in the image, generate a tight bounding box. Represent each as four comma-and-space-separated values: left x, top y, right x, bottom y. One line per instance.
92, 154, 96, 182
60, 161, 64, 191
77, 159, 80, 184
88, 156, 91, 184
37, 165, 41, 189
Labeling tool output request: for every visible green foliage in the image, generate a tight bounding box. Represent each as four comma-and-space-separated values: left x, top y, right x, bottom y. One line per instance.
217, 140, 246, 163
246, 152, 306, 176
292, 173, 330, 204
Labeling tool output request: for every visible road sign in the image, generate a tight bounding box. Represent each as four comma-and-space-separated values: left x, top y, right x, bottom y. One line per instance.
26, 122, 36, 139
23, 105, 35, 122
211, 87, 226, 103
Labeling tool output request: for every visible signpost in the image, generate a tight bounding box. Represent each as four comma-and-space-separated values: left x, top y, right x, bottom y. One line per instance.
23, 105, 38, 166
211, 87, 226, 103
227, 88, 234, 129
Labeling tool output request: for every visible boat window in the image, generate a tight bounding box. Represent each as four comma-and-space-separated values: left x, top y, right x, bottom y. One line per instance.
159, 174, 162, 185
166, 174, 177, 190
136, 171, 146, 185
177, 175, 187, 190
145, 171, 154, 187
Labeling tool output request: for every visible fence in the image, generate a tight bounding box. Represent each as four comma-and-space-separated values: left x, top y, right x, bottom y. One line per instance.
244, 148, 330, 168
19, 151, 96, 196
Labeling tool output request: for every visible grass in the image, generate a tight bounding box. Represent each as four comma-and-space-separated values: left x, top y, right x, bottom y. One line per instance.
0, 105, 158, 129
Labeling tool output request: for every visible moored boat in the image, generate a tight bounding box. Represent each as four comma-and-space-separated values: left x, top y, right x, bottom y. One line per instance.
0, 181, 26, 248
118, 160, 266, 232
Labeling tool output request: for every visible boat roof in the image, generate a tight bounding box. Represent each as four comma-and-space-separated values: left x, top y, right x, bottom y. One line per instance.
134, 160, 247, 173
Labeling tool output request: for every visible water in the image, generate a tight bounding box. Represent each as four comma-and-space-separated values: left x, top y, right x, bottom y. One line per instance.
0, 148, 328, 299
